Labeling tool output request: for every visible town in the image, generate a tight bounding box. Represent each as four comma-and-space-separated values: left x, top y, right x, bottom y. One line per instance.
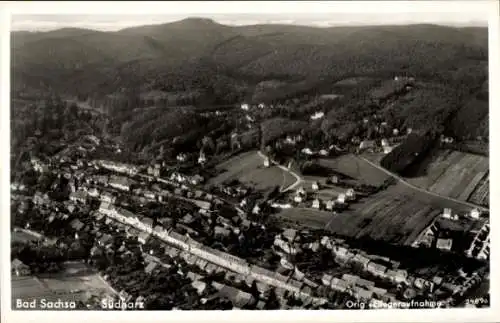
11, 109, 489, 309
10, 14, 489, 312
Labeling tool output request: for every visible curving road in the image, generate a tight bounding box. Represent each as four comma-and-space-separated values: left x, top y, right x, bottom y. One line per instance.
257, 151, 303, 193
357, 155, 489, 212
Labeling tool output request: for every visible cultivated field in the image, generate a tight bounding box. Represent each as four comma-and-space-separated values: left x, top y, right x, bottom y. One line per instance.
324, 188, 442, 245
12, 261, 116, 310
208, 151, 297, 190
405, 149, 489, 206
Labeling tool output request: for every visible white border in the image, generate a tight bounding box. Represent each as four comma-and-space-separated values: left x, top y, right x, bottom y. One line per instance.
1, 1, 499, 323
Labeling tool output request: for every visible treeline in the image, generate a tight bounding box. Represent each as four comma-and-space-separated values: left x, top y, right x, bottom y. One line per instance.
381, 132, 437, 174
11, 97, 107, 154
260, 117, 308, 147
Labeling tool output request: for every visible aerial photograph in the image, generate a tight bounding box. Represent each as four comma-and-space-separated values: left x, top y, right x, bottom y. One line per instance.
9, 5, 490, 311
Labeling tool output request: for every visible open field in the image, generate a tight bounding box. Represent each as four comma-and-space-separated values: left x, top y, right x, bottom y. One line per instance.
325, 181, 482, 244
12, 261, 116, 310
404, 149, 489, 206
324, 188, 443, 245
273, 207, 336, 230
208, 151, 296, 191
316, 154, 390, 186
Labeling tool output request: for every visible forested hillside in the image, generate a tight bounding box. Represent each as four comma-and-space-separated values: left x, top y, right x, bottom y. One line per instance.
11, 18, 489, 156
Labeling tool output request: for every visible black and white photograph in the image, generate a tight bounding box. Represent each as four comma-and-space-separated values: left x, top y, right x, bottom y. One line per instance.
2, 0, 498, 321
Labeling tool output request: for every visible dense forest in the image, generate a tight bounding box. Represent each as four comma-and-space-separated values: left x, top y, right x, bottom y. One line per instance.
380, 132, 437, 174
11, 18, 489, 158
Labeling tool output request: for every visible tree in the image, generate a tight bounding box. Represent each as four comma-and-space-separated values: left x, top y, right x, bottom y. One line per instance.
265, 288, 280, 309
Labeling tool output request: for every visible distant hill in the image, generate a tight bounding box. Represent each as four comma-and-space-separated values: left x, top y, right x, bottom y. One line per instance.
11, 19, 488, 100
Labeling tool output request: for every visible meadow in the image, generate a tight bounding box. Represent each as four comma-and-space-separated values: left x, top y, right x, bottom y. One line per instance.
208, 151, 297, 191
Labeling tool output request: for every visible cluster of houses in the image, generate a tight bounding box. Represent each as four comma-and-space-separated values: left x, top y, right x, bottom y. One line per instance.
30, 157, 50, 173
466, 221, 489, 261
97, 201, 326, 304
441, 207, 482, 221
240, 103, 268, 111
357, 137, 400, 154
289, 184, 355, 211
317, 236, 462, 304
414, 222, 453, 252
93, 160, 139, 176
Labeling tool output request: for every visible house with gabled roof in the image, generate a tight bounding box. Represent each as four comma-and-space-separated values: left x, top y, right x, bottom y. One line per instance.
367, 262, 387, 277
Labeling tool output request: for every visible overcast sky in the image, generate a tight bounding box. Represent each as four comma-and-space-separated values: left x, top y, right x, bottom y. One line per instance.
8, 2, 492, 32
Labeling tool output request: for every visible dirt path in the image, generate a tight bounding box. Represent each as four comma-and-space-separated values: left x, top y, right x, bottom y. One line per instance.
257, 151, 303, 192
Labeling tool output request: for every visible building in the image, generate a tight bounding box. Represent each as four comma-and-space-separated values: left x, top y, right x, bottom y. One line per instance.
191, 174, 205, 185
359, 140, 376, 151
337, 193, 346, 204
70, 190, 88, 204
301, 148, 314, 155
264, 157, 270, 168
141, 217, 154, 231
342, 274, 359, 285
322, 274, 333, 286
87, 187, 100, 198
241, 103, 250, 111
310, 111, 325, 120
198, 150, 207, 165
98, 234, 113, 247
367, 262, 387, 277
470, 209, 481, 219
330, 278, 349, 292
352, 253, 370, 269
352, 286, 373, 301
325, 200, 336, 211
214, 226, 231, 237
311, 182, 319, 191
371, 286, 387, 297
312, 199, 321, 209
442, 208, 452, 219
282, 229, 298, 242
138, 232, 150, 245
346, 188, 356, 200
296, 187, 306, 196
436, 238, 453, 251
386, 269, 408, 283
109, 176, 134, 192
383, 146, 394, 154
98, 160, 138, 176
144, 261, 158, 274
191, 280, 207, 295
294, 195, 304, 203
12, 259, 31, 276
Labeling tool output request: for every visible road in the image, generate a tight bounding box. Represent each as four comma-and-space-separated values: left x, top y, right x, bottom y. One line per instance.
257, 151, 303, 193
357, 156, 489, 212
